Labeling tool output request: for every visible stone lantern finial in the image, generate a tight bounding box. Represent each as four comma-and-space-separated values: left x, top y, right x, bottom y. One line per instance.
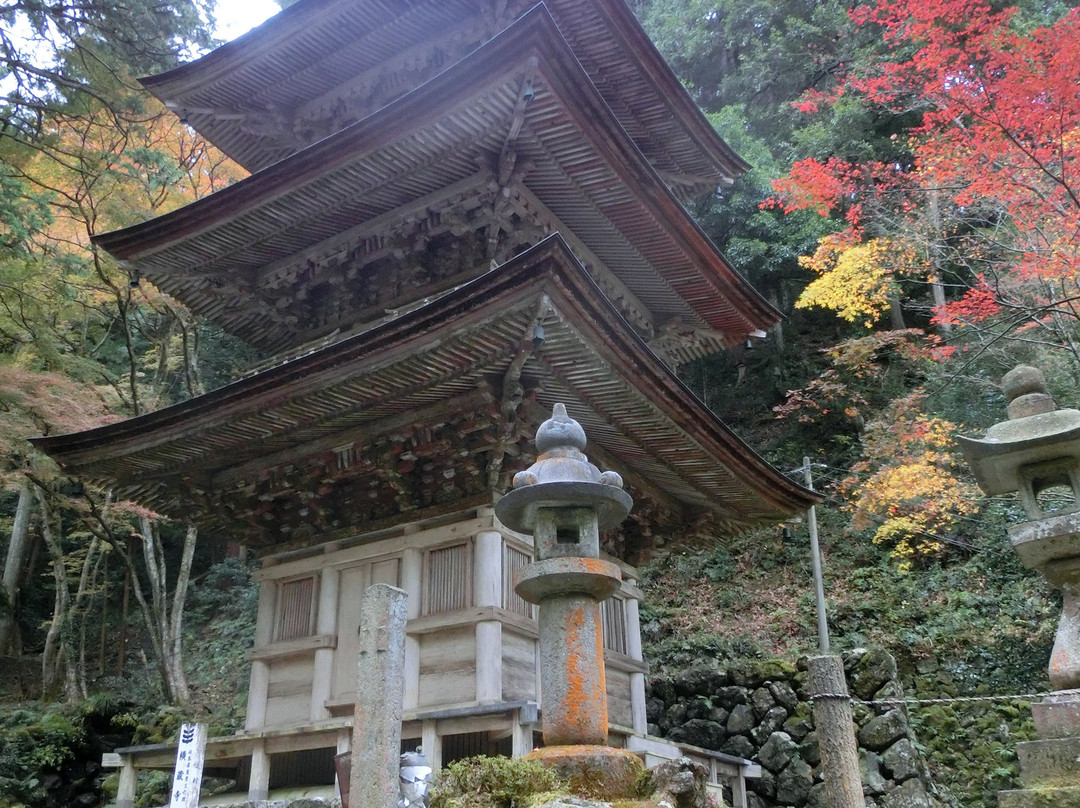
1002, 364, 1056, 420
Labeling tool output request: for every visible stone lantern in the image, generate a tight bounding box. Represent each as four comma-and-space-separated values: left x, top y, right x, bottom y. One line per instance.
495, 403, 644, 795
958, 365, 1080, 806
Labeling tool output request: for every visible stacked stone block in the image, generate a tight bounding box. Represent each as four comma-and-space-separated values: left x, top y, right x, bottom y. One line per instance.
647, 649, 940, 808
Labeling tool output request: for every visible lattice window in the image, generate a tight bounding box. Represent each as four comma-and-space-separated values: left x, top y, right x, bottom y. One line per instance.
424, 542, 471, 614
502, 545, 535, 618
601, 595, 628, 656
275, 576, 317, 641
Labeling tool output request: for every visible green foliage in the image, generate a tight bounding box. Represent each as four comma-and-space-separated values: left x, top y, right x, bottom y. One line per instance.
0, 704, 86, 806
908, 701, 1037, 806
183, 557, 259, 732
429, 756, 567, 808
134, 770, 171, 808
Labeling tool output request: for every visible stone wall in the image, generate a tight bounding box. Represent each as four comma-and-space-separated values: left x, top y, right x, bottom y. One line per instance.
645, 649, 942, 808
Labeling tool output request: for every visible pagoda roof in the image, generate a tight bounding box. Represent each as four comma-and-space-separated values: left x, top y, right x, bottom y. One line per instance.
33, 236, 815, 552
141, 0, 747, 189
95, 7, 776, 358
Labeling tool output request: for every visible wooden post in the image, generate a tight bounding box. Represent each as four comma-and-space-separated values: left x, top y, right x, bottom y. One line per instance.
116, 757, 137, 808
808, 655, 864, 808
336, 729, 351, 798
513, 702, 538, 757
168, 723, 207, 808
311, 567, 340, 721
803, 458, 831, 653
402, 548, 423, 710
625, 598, 648, 733
248, 740, 270, 802
476, 621, 503, 703
730, 771, 748, 808
245, 579, 277, 731
350, 583, 408, 808
422, 718, 442, 771
474, 530, 503, 704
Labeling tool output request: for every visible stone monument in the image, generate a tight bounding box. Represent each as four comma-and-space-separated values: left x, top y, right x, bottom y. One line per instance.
495, 403, 645, 796
348, 583, 409, 808
958, 365, 1080, 807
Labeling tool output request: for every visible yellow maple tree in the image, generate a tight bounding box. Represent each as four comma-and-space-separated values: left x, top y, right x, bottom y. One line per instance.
845, 394, 980, 570
796, 234, 918, 327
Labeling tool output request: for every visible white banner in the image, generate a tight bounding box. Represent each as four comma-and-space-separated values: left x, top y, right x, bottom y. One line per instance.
169, 723, 207, 808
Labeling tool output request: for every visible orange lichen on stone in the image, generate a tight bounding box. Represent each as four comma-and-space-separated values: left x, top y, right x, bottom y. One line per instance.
559, 604, 606, 740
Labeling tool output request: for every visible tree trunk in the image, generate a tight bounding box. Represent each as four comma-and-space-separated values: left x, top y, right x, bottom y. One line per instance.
36, 487, 82, 702
768, 289, 786, 354
116, 548, 130, 677
927, 184, 951, 332
888, 297, 906, 330
0, 481, 34, 656
135, 516, 194, 705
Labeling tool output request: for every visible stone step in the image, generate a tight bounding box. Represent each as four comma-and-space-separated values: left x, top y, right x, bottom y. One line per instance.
1033, 694, 1080, 739
1017, 737, 1080, 787
998, 785, 1080, 808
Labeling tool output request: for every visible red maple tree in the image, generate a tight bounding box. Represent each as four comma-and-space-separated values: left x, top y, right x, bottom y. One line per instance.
769, 0, 1080, 334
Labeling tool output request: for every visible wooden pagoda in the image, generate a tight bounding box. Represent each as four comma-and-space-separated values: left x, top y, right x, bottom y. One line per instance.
34, 0, 815, 803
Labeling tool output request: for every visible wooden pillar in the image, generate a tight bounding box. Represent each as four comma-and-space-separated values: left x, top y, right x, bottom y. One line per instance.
730, 771, 749, 808
116, 757, 137, 808
625, 597, 647, 733
422, 718, 442, 772
513, 703, 538, 757
310, 566, 340, 722
474, 530, 503, 704
808, 655, 863, 808
474, 530, 502, 607
475, 621, 503, 703
245, 578, 277, 731
402, 547, 423, 710
248, 740, 270, 802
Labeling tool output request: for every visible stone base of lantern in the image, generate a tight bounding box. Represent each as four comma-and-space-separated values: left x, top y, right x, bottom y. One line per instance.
525, 745, 644, 799
998, 692, 1080, 808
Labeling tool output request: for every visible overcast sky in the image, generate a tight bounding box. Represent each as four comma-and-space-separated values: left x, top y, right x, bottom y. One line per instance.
214, 0, 281, 41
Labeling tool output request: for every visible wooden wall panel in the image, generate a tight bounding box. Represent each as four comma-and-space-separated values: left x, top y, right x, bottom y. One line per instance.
372, 558, 400, 586
502, 630, 537, 702
418, 627, 475, 707
606, 667, 633, 728
265, 657, 314, 726
331, 564, 369, 699
601, 596, 628, 656
276, 576, 316, 641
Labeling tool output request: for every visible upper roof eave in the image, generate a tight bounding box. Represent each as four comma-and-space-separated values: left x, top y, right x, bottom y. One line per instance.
140, 0, 748, 180
98, 7, 779, 342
